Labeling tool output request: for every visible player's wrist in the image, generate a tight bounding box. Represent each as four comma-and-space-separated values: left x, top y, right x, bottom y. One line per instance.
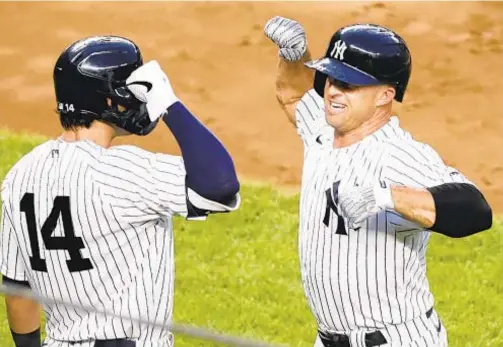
147, 89, 179, 121
10, 327, 40, 347
374, 183, 395, 210
279, 47, 306, 61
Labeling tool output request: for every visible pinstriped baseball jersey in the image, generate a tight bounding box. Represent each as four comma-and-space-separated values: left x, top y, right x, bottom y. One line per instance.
0, 138, 239, 347
295, 90, 470, 343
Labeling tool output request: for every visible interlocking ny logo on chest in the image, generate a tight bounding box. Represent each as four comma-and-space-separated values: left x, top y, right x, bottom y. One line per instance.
330, 40, 347, 60
323, 181, 348, 236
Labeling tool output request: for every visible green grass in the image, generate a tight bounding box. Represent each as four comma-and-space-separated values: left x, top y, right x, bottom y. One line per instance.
0, 130, 501, 347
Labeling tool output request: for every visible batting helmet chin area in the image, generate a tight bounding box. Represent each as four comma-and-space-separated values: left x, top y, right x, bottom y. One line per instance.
53, 35, 158, 136
305, 24, 412, 102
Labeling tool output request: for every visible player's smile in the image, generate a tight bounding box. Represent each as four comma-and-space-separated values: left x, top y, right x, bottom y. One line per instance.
326, 100, 347, 116
324, 77, 357, 118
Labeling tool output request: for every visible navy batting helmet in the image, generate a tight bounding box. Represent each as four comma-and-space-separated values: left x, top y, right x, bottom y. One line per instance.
53, 36, 158, 135
306, 24, 412, 102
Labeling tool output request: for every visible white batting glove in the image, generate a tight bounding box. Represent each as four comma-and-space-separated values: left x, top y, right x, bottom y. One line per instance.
264, 16, 307, 61
126, 60, 180, 122
337, 182, 395, 229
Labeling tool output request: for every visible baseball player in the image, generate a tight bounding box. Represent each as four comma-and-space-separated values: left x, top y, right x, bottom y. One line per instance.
264, 17, 492, 347
0, 36, 241, 347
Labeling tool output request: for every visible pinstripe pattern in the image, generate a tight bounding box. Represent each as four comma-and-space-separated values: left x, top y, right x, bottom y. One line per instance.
296, 89, 464, 346
0, 138, 221, 347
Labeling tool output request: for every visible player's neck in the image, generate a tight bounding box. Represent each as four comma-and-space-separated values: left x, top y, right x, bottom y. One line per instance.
333, 108, 393, 148
60, 121, 115, 148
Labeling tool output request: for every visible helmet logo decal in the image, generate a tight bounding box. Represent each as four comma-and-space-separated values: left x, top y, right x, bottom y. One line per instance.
58, 102, 75, 113
330, 40, 347, 61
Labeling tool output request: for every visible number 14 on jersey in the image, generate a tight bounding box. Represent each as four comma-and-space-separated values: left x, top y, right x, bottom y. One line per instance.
20, 193, 94, 273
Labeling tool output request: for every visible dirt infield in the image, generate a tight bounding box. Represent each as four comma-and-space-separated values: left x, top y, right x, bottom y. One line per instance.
0, 2, 501, 212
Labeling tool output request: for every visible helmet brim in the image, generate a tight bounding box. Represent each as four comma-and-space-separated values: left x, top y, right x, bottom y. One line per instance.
305, 57, 381, 86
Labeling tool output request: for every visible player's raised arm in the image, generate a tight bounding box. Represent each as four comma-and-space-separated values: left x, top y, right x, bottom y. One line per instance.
264, 16, 314, 126
126, 61, 240, 218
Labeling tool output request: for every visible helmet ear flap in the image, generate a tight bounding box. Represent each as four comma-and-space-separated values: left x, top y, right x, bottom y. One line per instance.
106, 96, 128, 113
101, 101, 157, 136
313, 71, 327, 98
393, 67, 411, 102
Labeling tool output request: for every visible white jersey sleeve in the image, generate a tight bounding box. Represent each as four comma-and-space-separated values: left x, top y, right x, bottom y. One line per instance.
294, 89, 333, 147
382, 139, 474, 188
93, 146, 239, 224
0, 182, 28, 281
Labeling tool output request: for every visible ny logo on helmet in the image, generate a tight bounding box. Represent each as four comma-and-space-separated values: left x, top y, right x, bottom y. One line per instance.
330, 40, 347, 61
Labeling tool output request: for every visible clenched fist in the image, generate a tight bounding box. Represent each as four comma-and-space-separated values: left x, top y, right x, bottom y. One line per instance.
336, 182, 395, 229
264, 16, 307, 61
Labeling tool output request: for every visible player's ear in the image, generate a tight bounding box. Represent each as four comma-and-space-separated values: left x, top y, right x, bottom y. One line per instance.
375, 85, 395, 106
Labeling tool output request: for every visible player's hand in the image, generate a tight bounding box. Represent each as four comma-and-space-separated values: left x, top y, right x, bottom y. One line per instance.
336, 182, 395, 229
126, 60, 180, 122
264, 16, 307, 61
